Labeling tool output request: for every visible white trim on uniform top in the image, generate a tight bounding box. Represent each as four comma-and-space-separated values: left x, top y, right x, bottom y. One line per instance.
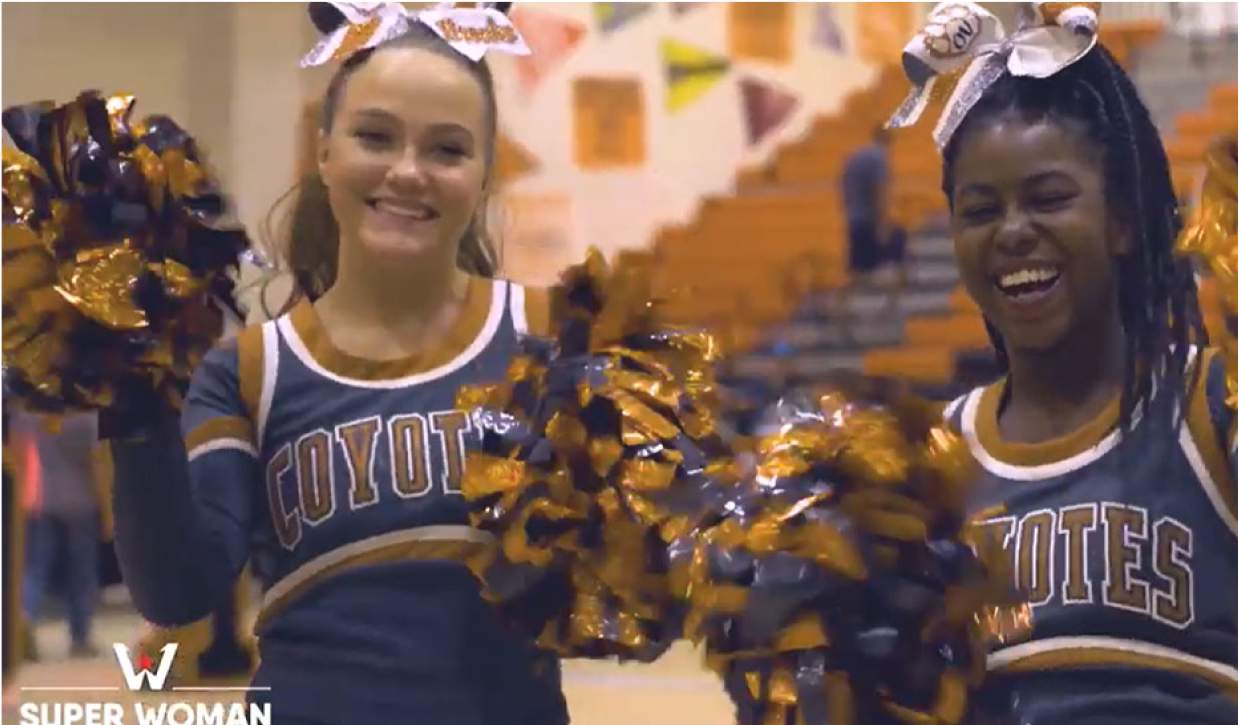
275, 279, 509, 390
258, 319, 280, 448
260, 524, 495, 611
1178, 424, 1238, 538
959, 387, 1141, 481
955, 348, 1196, 480
942, 394, 967, 422
509, 281, 529, 336
187, 438, 258, 462
988, 635, 1238, 685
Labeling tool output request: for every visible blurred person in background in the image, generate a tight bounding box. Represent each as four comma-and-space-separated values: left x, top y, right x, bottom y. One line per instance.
839, 126, 908, 321
12, 410, 107, 660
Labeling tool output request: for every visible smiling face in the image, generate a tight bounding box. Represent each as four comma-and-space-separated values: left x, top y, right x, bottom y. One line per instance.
317, 46, 490, 263
949, 114, 1129, 355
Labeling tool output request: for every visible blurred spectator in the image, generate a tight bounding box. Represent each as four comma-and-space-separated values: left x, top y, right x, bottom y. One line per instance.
3, 408, 20, 686
13, 410, 106, 659
1170, 2, 1238, 66
840, 126, 907, 317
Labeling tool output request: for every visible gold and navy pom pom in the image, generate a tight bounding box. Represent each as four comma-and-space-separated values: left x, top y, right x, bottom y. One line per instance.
2, 90, 250, 415
458, 248, 733, 662
679, 376, 1030, 725
1177, 135, 1238, 407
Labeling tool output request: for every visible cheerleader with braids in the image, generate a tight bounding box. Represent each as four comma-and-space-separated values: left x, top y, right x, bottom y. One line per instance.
104, 4, 567, 724
889, 4, 1238, 723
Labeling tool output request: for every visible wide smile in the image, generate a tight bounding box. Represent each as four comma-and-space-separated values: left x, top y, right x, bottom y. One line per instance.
367, 198, 439, 222
991, 263, 1063, 312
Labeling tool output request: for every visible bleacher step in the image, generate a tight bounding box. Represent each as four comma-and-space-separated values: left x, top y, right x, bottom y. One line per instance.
728, 351, 866, 379
770, 318, 907, 350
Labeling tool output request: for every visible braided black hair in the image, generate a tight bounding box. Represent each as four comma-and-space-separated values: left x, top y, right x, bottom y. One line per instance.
941, 44, 1206, 430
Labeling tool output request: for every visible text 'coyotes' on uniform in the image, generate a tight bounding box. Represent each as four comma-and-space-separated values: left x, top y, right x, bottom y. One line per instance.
943, 347, 1238, 723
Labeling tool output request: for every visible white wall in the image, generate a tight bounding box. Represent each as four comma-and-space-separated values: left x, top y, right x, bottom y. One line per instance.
3, 3, 205, 155
2, 2, 312, 319
3, 2, 902, 310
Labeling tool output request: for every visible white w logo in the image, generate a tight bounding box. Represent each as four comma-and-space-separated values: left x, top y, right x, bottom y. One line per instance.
113, 643, 178, 691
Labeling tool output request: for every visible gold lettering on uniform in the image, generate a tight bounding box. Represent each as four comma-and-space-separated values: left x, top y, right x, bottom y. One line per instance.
1016, 510, 1056, 606
296, 430, 334, 524
1058, 504, 1097, 604
1102, 502, 1150, 613
975, 515, 1017, 580
1152, 517, 1194, 629
265, 443, 301, 549
335, 417, 380, 509
431, 411, 472, 495
390, 414, 431, 498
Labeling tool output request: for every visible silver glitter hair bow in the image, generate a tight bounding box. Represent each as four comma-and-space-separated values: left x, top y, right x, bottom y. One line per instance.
886, 1, 1100, 150
301, 1, 530, 67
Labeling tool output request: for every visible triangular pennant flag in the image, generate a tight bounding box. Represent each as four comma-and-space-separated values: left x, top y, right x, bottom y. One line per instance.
740, 76, 798, 146
661, 39, 730, 113
494, 131, 540, 185
594, 3, 654, 34
670, 2, 707, 16
813, 5, 844, 53
511, 8, 586, 95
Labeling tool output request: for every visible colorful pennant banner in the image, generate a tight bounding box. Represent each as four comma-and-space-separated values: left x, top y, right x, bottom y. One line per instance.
574, 77, 647, 169
669, 2, 707, 17
662, 38, 731, 113
740, 76, 798, 146
511, 7, 586, 95
814, 5, 845, 53
728, 3, 792, 64
595, 2, 655, 34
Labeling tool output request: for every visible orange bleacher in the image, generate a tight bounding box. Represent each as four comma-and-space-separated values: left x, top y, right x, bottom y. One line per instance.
905, 312, 989, 349
1099, 20, 1164, 73
1167, 82, 1238, 198
1154, 78, 1238, 345
862, 345, 958, 384
646, 66, 942, 351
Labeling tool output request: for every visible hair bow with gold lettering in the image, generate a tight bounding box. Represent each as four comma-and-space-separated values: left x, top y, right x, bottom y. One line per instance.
300, 1, 530, 68
886, 1, 1100, 150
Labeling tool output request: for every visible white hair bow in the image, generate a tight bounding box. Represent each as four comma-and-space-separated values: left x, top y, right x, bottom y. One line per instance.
300, 1, 530, 68
886, 1, 1100, 150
